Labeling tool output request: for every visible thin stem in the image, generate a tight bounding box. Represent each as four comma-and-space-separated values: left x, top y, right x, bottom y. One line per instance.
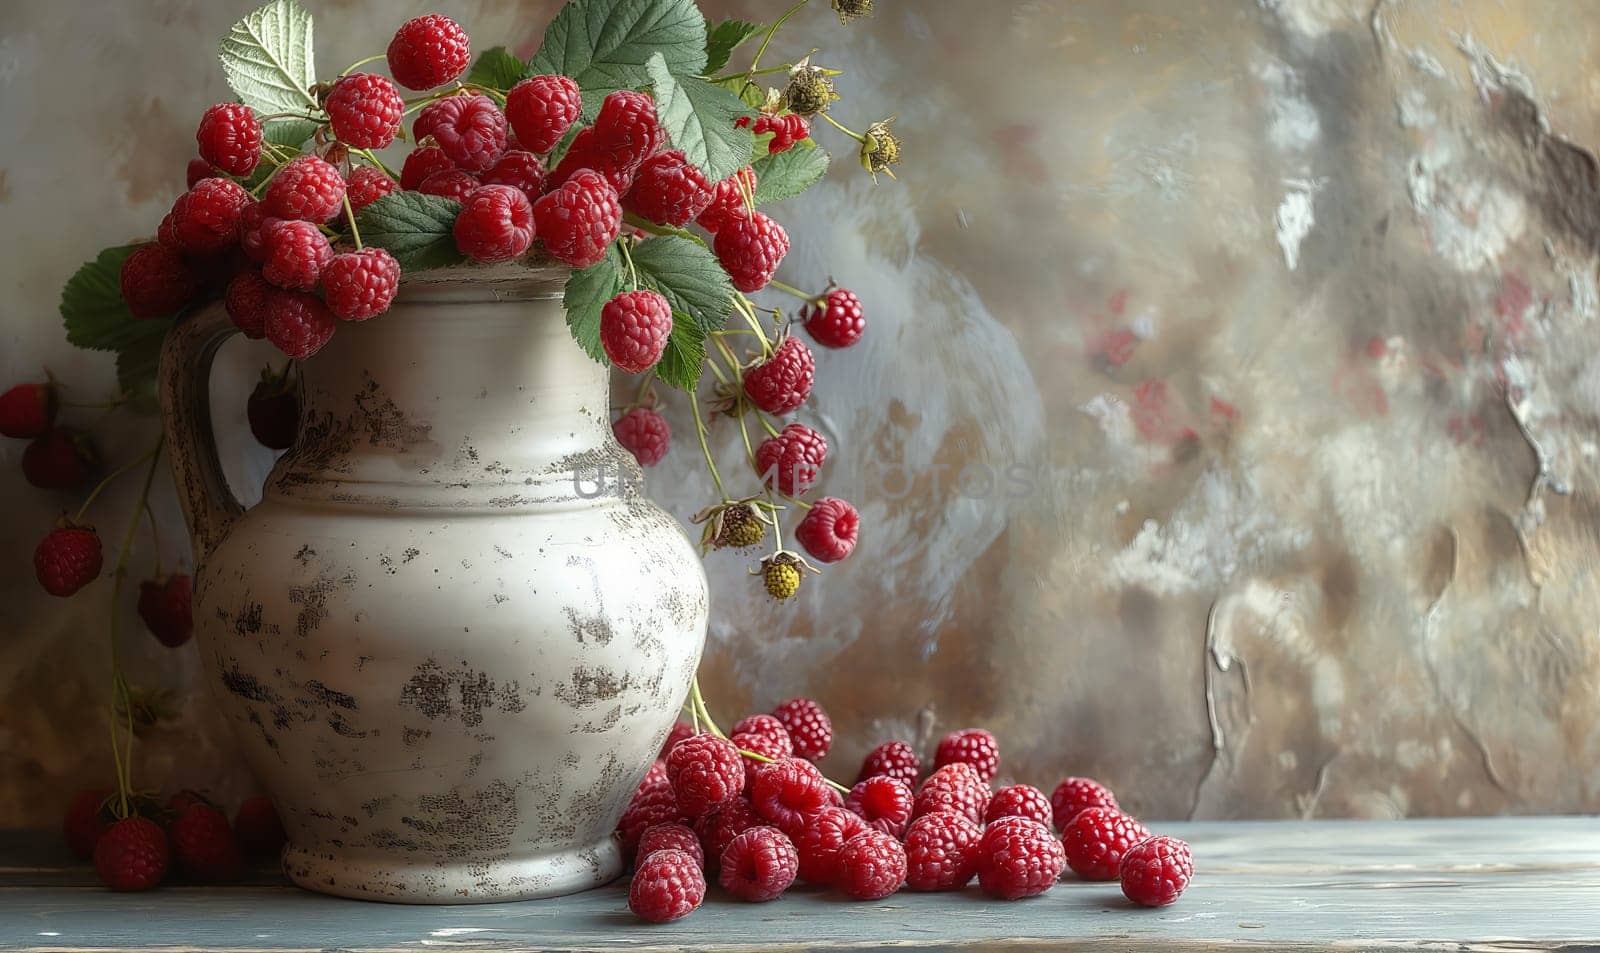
768, 279, 818, 302
623, 212, 707, 248
748, 0, 812, 77
143, 502, 163, 577
60, 398, 126, 411
340, 53, 386, 76
73, 443, 160, 523
107, 437, 164, 816
354, 148, 398, 179
689, 677, 725, 739
632, 369, 657, 408
820, 112, 864, 141
690, 391, 725, 497
617, 238, 639, 289
462, 83, 509, 104
342, 193, 363, 249
709, 64, 793, 83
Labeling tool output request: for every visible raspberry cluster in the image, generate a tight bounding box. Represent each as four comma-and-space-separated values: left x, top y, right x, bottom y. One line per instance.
63, 788, 285, 892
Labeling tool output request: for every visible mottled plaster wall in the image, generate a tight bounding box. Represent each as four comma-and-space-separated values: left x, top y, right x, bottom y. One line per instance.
3, 0, 1599, 825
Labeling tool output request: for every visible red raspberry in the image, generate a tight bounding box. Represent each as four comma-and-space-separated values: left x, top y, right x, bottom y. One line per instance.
418, 170, 479, 203
750, 756, 831, 835
743, 336, 814, 416
224, 270, 271, 339
985, 784, 1053, 827
326, 72, 404, 149
741, 113, 810, 154
660, 720, 694, 758
166, 790, 208, 813
23, 428, 95, 490
346, 166, 398, 213
63, 788, 113, 859
480, 150, 546, 204
137, 573, 193, 648
321, 248, 400, 321
613, 407, 670, 466
34, 524, 102, 597
836, 829, 906, 900
617, 778, 684, 861
400, 145, 457, 191
94, 816, 170, 892
636, 821, 704, 869
591, 89, 667, 182
804, 288, 865, 348
977, 816, 1065, 899
533, 170, 622, 268
903, 810, 982, 891
163, 178, 251, 254
770, 697, 832, 760
187, 157, 216, 188
629, 848, 704, 922
1050, 776, 1119, 829
623, 150, 713, 227
120, 243, 198, 319
599, 290, 672, 373
796, 497, 859, 563
791, 805, 866, 884
666, 733, 745, 818
752, 423, 826, 496
504, 75, 581, 153
693, 796, 760, 873
718, 826, 798, 902
1062, 806, 1151, 881
196, 103, 262, 176
731, 728, 791, 791
696, 166, 757, 233
934, 728, 1001, 784
913, 762, 990, 825
858, 739, 920, 786
639, 759, 669, 792
414, 94, 506, 172
387, 14, 471, 91
264, 291, 337, 359
248, 371, 299, 450
1120, 835, 1192, 907
714, 211, 789, 292
169, 803, 242, 882
0, 381, 56, 439
730, 713, 791, 753
453, 184, 535, 263
264, 156, 347, 224
845, 776, 913, 838
234, 795, 287, 858
239, 204, 273, 262
261, 220, 333, 290
780, 114, 811, 151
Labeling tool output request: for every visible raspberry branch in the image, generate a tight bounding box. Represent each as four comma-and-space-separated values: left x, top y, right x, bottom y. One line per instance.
105, 436, 165, 818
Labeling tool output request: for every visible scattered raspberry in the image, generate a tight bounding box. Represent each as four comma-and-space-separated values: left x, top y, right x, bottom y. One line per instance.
660, 720, 695, 758
693, 796, 760, 874
264, 290, 337, 359
934, 728, 1000, 784
804, 288, 866, 348
903, 810, 982, 891
387, 14, 471, 91
976, 817, 1065, 900
1062, 806, 1151, 881
261, 220, 333, 291
0, 381, 56, 439
169, 803, 242, 882
795, 497, 859, 564
730, 714, 791, 754
120, 243, 199, 319
63, 788, 112, 859
452, 184, 535, 263
617, 778, 684, 861
770, 697, 832, 761
718, 825, 798, 902
836, 829, 906, 900
346, 166, 398, 213
263, 155, 347, 224
248, 371, 299, 450
163, 178, 251, 254
233, 795, 286, 858
845, 775, 913, 838
418, 170, 480, 203
666, 733, 745, 818
533, 170, 622, 268
913, 762, 990, 825
1119, 835, 1191, 907
599, 290, 672, 373
22, 428, 95, 490
196, 103, 262, 176
743, 336, 814, 416
239, 204, 274, 262
224, 270, 271, 339
858, 740, 920, 786
479, 150, 546, 204
624, 151, 714, 227
414, 93, 506, 172
985, 784, 1053, 827
94, 816, 170, 892
400, 145, 457, 191
791, 805, 866, 884
187, 157, 216, 189
34, 524, 102, 597
731, 731, 791, 791
696, 167, 757, 233
714, 211, 789, 292
326, 72, 404, 149
322, 248, 401, 321
636, 821, 704, 869
629, 848, 704, 922
504, 75, 581, 154
613, 407, 670, 466
1050, 776, 1119, 830
750, 756, 831, 835
137, 574, 193, 648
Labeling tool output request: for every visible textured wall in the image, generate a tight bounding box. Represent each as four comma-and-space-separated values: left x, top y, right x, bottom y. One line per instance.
3, 0, 1600, 826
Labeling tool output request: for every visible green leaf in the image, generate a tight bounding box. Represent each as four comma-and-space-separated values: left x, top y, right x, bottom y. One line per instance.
218, 0, 318, 116
647, 53, 754, 182
467, 46, 526, 91
629, 235, 733, 333
116, 320, 171, 413
264, 115, 318, 149
562, 248, 623, 364
703, 18, 761, 75
61, 245, 167, 350
528, 0, 707, 97
752, 146, 830, 205
354, 192, 466, 272
654, 311, 705, 390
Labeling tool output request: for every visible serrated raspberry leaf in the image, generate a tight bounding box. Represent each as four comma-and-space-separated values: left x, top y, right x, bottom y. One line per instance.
218, 0, 318, 117
647, 53, 755, 183
752, 147, 830, 206
467, 47, 526, 91
713, 75, 769, 111
61, 245, 171, 349
703, 19, 762, 75
354, 192, 467, 272
264, 116, 318, 150
629, 235, 733, 334
528, 0, 707, 102
562, 248, 624, 365
655, 311, 706, 391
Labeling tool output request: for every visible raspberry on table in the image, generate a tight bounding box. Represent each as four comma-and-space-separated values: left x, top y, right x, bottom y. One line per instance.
750, 756, 832, 835
196, 102, 262, 176
346, 166, 397, 213
617, 777, 684, 862
639, 759, 670, 793
400, 145, 457, 191
770, 697, 832, 761
34, 524, 103, 598
63, 788, 112, 859
163, 178, 251, 254
414, 93, 506, 172
453, 185, 536, 263
22, 428, 95, 490
836, 829, 906, 900
233, 795, 287, 858
1119, 835, 1192, 907
913, 762, 991, 825
845, 775, 913, 838
1062, 806, 1151, 881
804, 288, 866, 348
636, 821, 704, 870
261, 220, 333, 291
629, 848, 705, 922
504, 74, 581, 154
730, 727, 792, 790
795, 497, 859, 564
387, 14, 471, 91
624, 151, 714, 227
857, 740, 921, 786
120, 243, 198, 319
730, 714, 792, 754
322, 248, 401, 321
533, 170, 622, 269
714, 210, 789, 292
613, 407, 670, 466
694, 796, 760, 874
903, 810, 983, 891
0, 381, 56, 439
137, 573, 193, 648
264, 290, 337, 359
743, 337, 816, 417
263, 155, 347, 224
697, 166, 757, 233
600, 290, 672, 373
791, 805, 867, 884
326, 73, 404, 149
934, 728, 1001, 784
985, 784, 1054, 827
753, 423, 826, 496
718, 825, 798, 902
93, 816, 170, 892
418, 170, 480, 203
169, 803, 242, 882
666, 733, 745, 818
479, 150, 546, 204
1051, 776, 1120, 830
660, 720, 695, 758
976, 816, 1066, 900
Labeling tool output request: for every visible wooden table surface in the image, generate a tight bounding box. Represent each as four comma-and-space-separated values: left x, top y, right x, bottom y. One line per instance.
3, 818, 1597, 951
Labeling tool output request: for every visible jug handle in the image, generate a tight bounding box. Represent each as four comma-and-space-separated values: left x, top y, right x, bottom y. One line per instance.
158, 304, 246, 560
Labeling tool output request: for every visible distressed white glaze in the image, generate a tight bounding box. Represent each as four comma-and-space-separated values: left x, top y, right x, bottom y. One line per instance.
157, 265, 708, 903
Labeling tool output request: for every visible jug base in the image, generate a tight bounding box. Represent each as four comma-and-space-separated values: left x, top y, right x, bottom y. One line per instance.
282, 837, 623, 904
